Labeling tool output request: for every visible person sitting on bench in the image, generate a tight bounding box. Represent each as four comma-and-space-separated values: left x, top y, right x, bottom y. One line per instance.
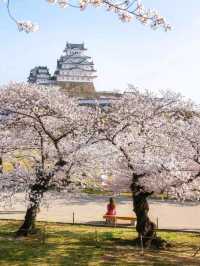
105, 197, 116, 223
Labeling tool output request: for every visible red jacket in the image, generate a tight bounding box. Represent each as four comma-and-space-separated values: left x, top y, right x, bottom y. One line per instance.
106, 204, 116, 215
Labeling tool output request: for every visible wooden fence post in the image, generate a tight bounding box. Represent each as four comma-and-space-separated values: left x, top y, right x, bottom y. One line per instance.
140, 235, 144, 256
95, 229, 98, 244
156, 217, 159, 229
41, 225, 46, 245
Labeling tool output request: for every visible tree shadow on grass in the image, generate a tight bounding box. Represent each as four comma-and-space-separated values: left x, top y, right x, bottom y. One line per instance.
110, 240, 200, 266
53, 230, 117, 266
48, 229, 200, 266
0, 222, 57, 265
64, 242, 200, 266
0, 237, 58, 265
0, 222, 199, 266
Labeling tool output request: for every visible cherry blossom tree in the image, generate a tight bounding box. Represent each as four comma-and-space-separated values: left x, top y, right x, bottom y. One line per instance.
0, 83, 97, 236
2, 0, 171, 33
91, 87, 200, 248
165, 113, 200, 199
1, 82, 199, 247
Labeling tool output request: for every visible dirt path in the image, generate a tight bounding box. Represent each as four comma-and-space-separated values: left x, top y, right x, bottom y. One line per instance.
0, 194, 200, 230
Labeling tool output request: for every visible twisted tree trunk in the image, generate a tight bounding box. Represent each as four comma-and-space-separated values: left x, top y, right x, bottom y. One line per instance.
16, 186, 42, 237
16, 203, 38, 236
131, 182, 168, 249
133, 189, 156, 247
16, 160, 66, 237
16, 168, 48, 237
0, 157, 2, 174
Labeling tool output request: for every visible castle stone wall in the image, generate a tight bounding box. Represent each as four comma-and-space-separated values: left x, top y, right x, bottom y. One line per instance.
58, 81, 96, 96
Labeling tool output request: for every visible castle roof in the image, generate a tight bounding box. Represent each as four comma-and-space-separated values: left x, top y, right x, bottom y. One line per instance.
65, 43, 86, 50
30, 66, 50, 73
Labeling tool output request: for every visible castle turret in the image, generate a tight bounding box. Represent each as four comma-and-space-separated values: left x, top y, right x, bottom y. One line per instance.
28, 66, 52, 85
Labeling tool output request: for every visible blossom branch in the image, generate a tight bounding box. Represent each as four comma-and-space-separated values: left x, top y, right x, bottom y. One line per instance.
3, 0, 171, 33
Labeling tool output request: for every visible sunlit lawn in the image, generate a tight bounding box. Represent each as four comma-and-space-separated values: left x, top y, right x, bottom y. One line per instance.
0, 220, 199, 265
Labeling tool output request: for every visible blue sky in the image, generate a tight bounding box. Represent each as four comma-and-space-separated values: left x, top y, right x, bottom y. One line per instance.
0, 0, 200, 101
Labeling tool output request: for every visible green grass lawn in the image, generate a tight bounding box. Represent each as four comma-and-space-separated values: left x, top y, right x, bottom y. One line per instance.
0, 220, 199, 266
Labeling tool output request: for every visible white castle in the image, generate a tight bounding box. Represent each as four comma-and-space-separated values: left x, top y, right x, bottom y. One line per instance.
54, 43, 97, 83
28, 42, 97, 93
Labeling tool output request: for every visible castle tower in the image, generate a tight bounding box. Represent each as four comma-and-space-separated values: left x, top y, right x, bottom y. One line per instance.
54, 42, 97, 94
28, 66, 51, 85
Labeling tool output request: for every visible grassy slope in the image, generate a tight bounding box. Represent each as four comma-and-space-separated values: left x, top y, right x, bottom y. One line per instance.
0, 220, 199, 266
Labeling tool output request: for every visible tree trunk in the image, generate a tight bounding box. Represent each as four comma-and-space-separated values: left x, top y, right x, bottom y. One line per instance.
133, 190, 157, 247
16, 203, 39, 237
131, 183, 168, 249
16, 161, 65, 237
0, 157, 2, 174
16, 178, 44, 237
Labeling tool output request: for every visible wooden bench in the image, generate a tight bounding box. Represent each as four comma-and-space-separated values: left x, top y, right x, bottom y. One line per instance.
103, 215, 137, 226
